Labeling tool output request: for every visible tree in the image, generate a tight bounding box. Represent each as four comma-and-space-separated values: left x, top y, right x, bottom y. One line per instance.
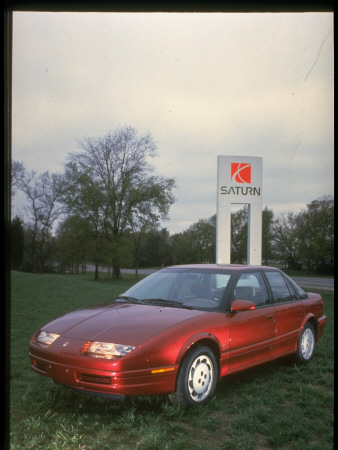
171, 216, 216, 264
16, 170, 65, 272
127, 176, 176, 276
55, 215, 96, 274
273, 212, 302, 270
11, 216, 25, 270
138, 228, 172, 268
188, 216, 216, 263
171, 231, 194, 264
262, 207, 274, 264
61, 169, 107, 279
231, 206, 248, 263
11, 161, 26, 197
297, 196, 334, 274
63, 126, 175, 278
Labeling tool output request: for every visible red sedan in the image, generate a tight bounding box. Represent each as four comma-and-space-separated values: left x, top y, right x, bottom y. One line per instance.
29, 264, 327, 407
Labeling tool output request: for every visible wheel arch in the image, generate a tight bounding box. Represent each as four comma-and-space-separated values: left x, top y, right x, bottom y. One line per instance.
175, 335, 221, 385
168, 337, 220, 407
301, 314, 319, 342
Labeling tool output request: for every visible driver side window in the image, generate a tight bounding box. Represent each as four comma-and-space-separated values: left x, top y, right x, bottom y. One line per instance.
234, 272, 269, 307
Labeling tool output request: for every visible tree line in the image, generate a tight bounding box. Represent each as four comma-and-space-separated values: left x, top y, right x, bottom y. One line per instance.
10, 126, 334, 277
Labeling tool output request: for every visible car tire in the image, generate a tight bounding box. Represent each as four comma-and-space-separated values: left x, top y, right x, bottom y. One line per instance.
169, 345, 218, 407
296, 323, 316, 363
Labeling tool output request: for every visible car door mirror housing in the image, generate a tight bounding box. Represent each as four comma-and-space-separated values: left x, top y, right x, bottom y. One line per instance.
231, 299, 256, 312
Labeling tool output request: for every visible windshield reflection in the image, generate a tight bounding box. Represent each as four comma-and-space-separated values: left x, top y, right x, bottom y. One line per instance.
118, 269, 231, 310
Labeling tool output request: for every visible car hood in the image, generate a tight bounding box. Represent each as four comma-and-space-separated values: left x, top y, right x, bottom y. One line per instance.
41, 302, 208, 345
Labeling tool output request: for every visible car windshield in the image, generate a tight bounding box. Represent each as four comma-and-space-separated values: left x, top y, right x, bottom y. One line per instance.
117, 268, 232, 310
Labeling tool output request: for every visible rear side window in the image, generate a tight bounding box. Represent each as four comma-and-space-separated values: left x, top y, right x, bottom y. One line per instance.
283, 273, 308, 299
265, 271, 293, 303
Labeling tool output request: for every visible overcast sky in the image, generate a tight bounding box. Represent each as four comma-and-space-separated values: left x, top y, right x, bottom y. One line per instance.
12, 12, 334, 234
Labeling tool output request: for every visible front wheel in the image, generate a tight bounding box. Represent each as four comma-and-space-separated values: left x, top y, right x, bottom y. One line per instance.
169, 345, 218, 407
296, 323, 316, 362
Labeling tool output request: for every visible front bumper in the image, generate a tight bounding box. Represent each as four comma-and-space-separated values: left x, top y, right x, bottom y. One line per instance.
29, 351, 178, 398
317, 315, 327, 340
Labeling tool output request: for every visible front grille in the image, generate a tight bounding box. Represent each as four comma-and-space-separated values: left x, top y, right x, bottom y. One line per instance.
77, 373, 112, 385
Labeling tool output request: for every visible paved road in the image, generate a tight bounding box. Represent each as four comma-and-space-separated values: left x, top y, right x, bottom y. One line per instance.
292, 276, 334, 291
121, 268, 158, 275
86, 266, 156, 276
87, 266, 334, 291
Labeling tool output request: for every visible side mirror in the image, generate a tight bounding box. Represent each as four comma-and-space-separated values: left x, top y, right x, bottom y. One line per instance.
231, 299, 256, 312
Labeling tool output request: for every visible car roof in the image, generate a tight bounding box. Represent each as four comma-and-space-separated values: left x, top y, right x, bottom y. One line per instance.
165, 264, 279, 271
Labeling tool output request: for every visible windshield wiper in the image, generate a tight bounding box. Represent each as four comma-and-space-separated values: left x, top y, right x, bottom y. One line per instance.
141, 298, 193, 309
115, 296, 145, 304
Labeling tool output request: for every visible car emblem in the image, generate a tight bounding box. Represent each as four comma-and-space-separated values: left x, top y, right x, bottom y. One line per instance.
62, 341, 70, 347
231, 162, 251, 184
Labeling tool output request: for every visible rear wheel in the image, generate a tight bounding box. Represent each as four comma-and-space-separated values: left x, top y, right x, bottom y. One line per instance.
296, 323, 316, 362
169, 345, 218, 407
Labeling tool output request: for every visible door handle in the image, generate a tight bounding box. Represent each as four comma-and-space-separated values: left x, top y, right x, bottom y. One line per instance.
265, 314, 274, 320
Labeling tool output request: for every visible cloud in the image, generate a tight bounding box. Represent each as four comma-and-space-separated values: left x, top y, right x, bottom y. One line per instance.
11, 12, 334, 233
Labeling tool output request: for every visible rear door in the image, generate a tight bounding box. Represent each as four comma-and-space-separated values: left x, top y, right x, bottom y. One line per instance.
228, 271, 275, 373
264, 270, 305, 358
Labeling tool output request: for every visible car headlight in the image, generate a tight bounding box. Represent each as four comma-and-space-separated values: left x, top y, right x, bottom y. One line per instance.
86, 341, 136, 359
37, 330, 60, 346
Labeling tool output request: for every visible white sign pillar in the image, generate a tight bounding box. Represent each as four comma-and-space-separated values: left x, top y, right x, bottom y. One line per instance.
216, 156, 262, 265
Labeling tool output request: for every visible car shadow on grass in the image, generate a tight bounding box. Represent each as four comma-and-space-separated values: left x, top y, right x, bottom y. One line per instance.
43, 380, 168, 417
37, 354, 297, 417
214, 354, 299, 397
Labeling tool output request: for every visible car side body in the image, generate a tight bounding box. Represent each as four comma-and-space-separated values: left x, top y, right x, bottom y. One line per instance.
29, 264, 327, 406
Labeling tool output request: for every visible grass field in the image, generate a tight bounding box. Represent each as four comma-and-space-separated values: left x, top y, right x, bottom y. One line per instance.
9, 271, 334, 449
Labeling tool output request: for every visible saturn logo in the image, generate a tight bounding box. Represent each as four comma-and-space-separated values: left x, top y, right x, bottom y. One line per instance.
231, 163, 251, 184
62, 342, 70, 347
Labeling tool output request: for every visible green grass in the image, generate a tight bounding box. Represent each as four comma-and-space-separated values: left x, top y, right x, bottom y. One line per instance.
9, 271, 334, 449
